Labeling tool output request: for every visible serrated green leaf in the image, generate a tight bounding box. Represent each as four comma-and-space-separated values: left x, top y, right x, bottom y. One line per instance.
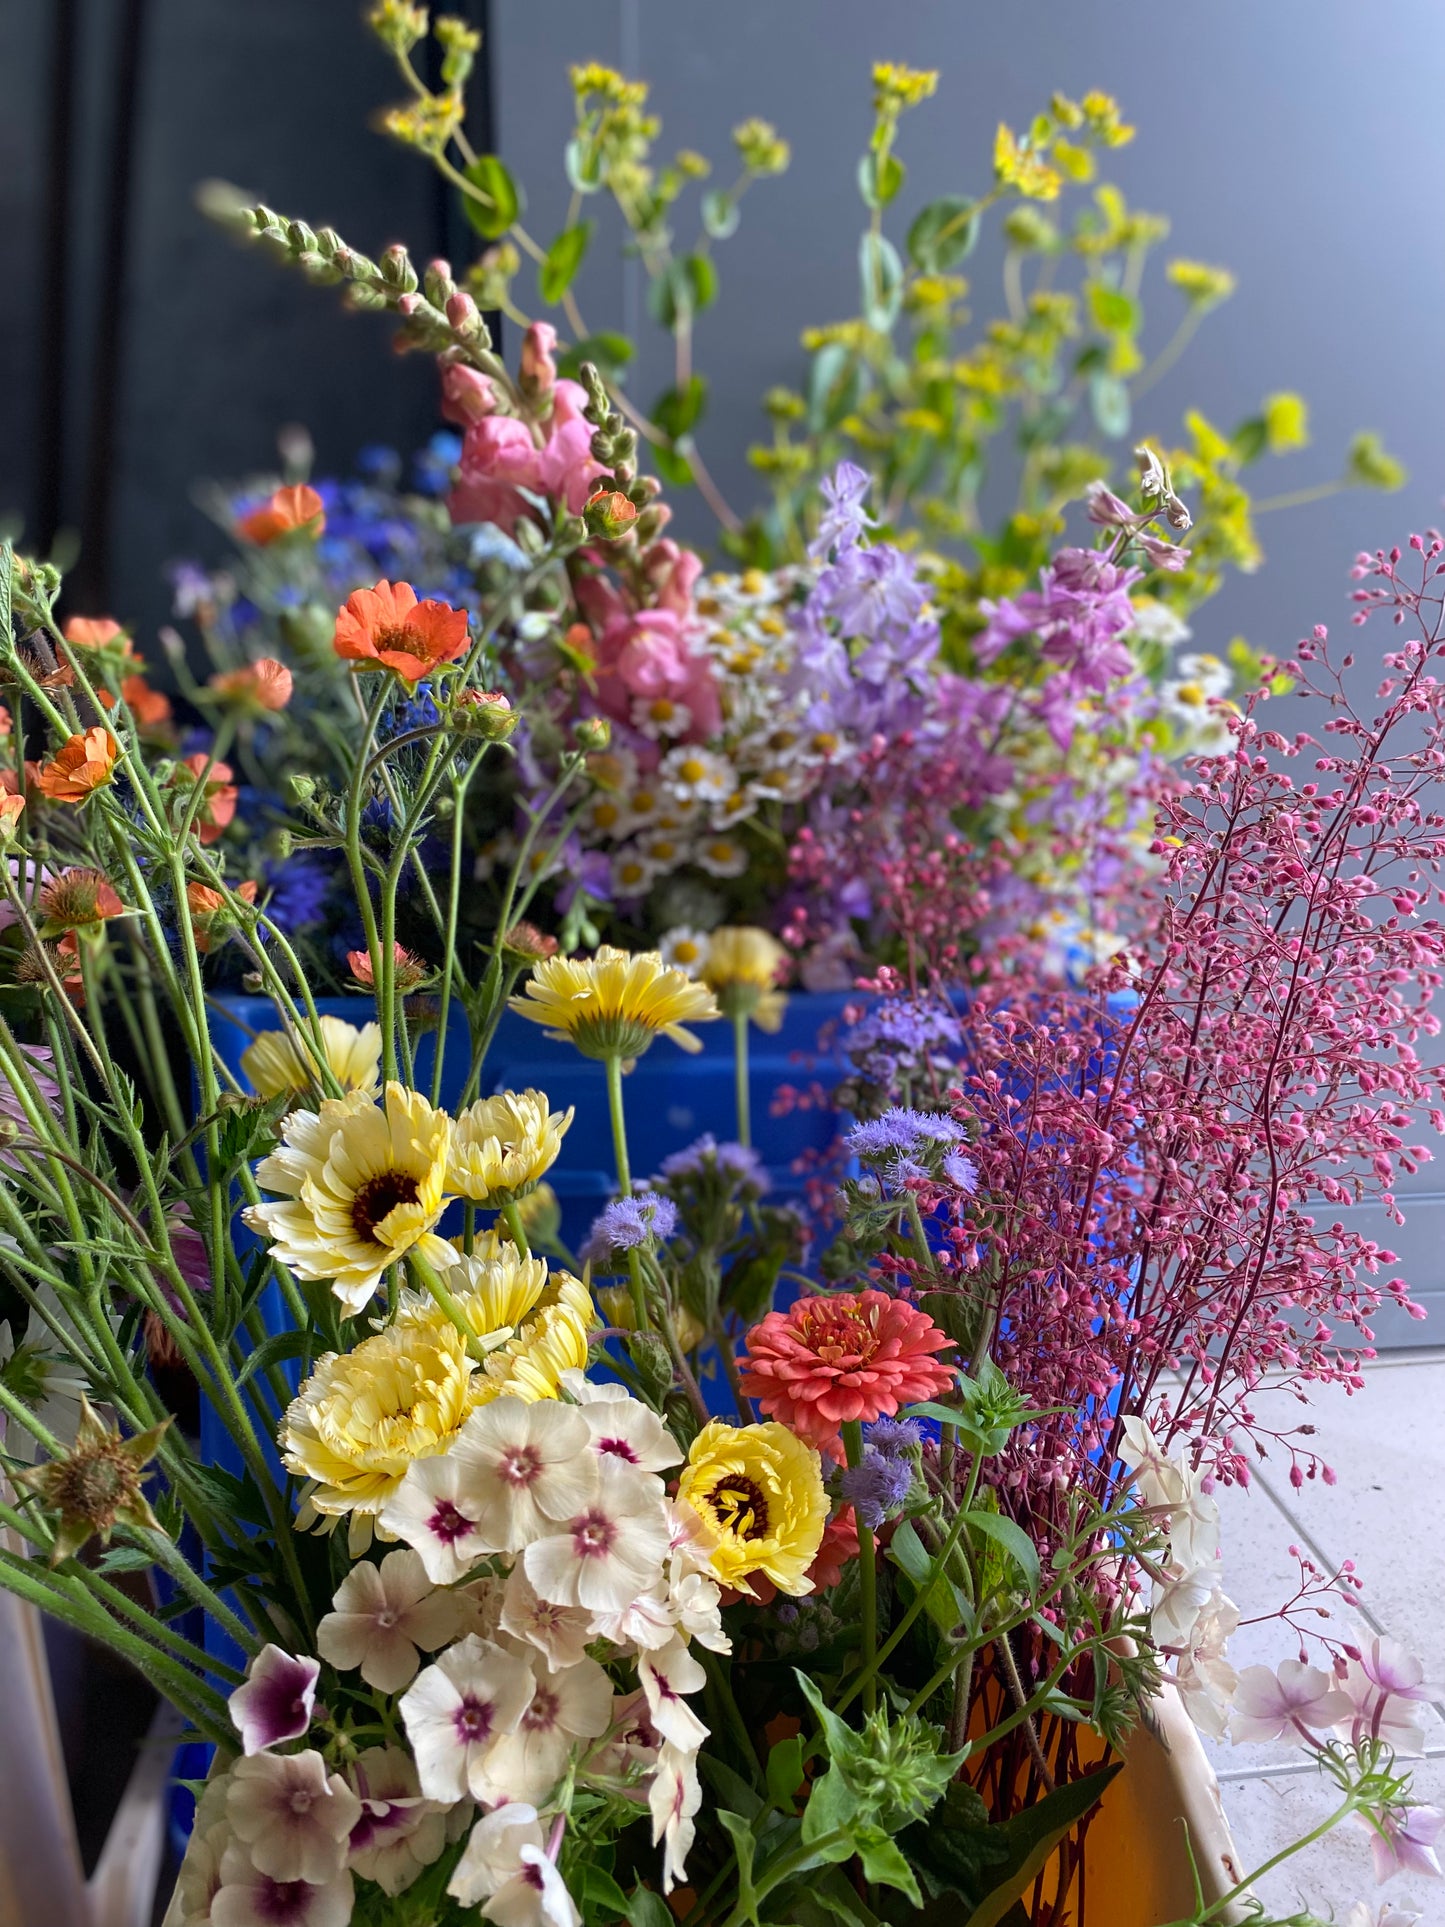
97, 1545, 157, 1574
461, 155, 520, 240
234, 1326, 311, 1389
539, 223, 593, 304
907, 196, 979, 271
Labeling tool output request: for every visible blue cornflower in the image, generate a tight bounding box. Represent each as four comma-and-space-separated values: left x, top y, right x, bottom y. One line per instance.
840, 1451, 914, 1531
264, 853, 335, 936
413, 431, 464, 497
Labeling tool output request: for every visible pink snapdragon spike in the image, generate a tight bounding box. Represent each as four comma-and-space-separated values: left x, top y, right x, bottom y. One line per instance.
1365, 1803, 1444, 1884
228, 1643, 320, 1756
1230, 1661, 1351, 1745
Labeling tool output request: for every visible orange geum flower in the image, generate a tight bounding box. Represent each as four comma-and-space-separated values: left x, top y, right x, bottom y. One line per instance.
63, 616, 137, 662
41, 868, 125, 933
37, 729, 118, 802
0, 794, 24, 840
208, 657, 294, 713
347, 941, 429, 992
235, 484, 326, 546
175, 754, 238, 845
332, 580, 469, 685
187, 879, 258, 953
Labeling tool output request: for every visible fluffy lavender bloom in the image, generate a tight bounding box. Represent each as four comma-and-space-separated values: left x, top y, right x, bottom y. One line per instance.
585, 1194, 679, 1262
658, 1135, 769, 1192
846, 1108, 967, 1161
943, 1151, 978, 1193
808, 462, 875, 559
865, 1416, 926, 1456
844, 1000, 961, 1086
840, 1451, 914, 1531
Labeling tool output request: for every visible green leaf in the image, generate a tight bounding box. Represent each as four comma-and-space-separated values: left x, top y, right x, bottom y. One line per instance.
859, 233, 905, 331
807, 341, 862, 434
538, 222, 593, 304
858, 151, 906, 209
794, 1669, 854, 1760
1087, 284, 1140, 334
0, 542, 12, 648
1230, 416, 1269, 466
855, 1829, 922, 1906
577, 1864, 630, 1920
702, 188, 740, 239
235, 1326, 312, 1389
961, 1509, 1040, 1593
718, 1810, 760, 1924
564, 136, 603, 195
653, 375, 708, 443
699, 1750, 765, 1822
685, 251, 720, 312
461, 155, 520, 240
624, 1889, 673, 1927
766, 1734, 806, 1811
650, 442, 696, 487
1089, 373, 1130, 441
97, 1545, 157, 1574
907, 196, 980, 272
557, 332, 635, 383
888, 1518, 972, 1640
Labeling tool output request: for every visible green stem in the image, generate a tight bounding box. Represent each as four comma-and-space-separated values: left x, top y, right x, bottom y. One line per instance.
604, 1052, 650, 1334
841, 1418, 877, 1714
731, 1009, 751, 1149
407, 1248, 486, 1361
500, 1199, 531, 1256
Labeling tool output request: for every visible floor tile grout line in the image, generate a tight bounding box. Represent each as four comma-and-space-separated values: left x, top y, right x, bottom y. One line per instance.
1213, 1741, 1445, 1785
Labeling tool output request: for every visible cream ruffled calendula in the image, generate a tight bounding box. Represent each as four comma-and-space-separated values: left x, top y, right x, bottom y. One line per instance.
677, 1420, 828, 1597
397, 1238, 595, 1404
509, 945, 719, 1059
239, 1014, 383, 1100
701, 926, 789, 1033
446, 1088, 574, 1204
244, 1083, 455, 1311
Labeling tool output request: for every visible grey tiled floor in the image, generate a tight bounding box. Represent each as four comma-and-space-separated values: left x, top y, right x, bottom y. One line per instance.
1204, 1351, 1445, 1920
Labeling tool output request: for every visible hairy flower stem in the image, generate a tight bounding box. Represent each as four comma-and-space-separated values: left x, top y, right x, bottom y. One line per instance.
604, 1052, 650, 1333
841, 1418, 878, 1714
731, 1010, 751, 1149
407, 1249, 486, 1361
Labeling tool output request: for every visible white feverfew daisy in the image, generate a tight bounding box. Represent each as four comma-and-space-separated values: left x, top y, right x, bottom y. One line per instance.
660, 744, 735, 806
473, 1651, 613, 1806
448, 1396, 599, 1554
346, 1745, 448, 1898
559, 1371, 684, 1474
637, 829, 691, 875
317, 1548, 460, 1693
499, 1565, 595, 1670
225, 1751, 362, 1884
399, 1635, 537, 1805
447, 1804, 580, 1927
523, 1457, 672, 1616
632, 693, 692, 741
610, 847, 659, 901
378, 1455, 496, 1586
693, 833, 749, 880
657, 927, 710, 978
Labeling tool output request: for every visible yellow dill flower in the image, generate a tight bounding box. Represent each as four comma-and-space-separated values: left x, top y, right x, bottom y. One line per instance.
702, 926, 789, 1034
243, 1084, 455, 1313
596, 1282, 704, 1355
239, 1015, 383, 1101
678, 1420, 828, 1597
280, 1322, 477, 1518
509, 945, 719, 1059
446, 1087, 574, 1204
398, 1241, 595, 1402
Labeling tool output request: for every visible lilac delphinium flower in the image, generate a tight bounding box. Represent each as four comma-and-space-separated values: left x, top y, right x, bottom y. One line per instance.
840, 1451, 914, 1531
808, 461, 875, 559
582, 1194, 680, 1266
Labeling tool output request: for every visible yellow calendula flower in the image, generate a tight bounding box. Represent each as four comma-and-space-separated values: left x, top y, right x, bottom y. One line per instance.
678, 1420, 828, 1597
240, 1015, 383, 1101
509, 945, 719, 1060
243, 1084, 455, 1313
280, 1321, 477, 1518
399, 1240, 595, 1403
446, 1088, 574, 1204
701, 926, 789, 1034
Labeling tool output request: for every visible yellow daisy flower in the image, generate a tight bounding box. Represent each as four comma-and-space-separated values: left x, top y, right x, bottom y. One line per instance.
446, 1088, 575, 1204
243, 1083, 455, 1313
677, 1419, 828, 1597
701, 926, 790, 1033
398, 1240, 595, 1403
239, 1014, 383, 1100
280, 1321, 477, 1517
509, 945, 719, 1060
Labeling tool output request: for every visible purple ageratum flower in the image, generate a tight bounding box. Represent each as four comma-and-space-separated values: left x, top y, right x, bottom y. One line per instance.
843, 999, 962, 1087
943, 1150, 978, 1193
229, 1644, 320, 1757
865, 1415, 926, 1456
808, 461, 875, 560
584, 1193, 680, 1263
658, 1134, 769, 1193
846, 1108, 967, 1162
840, 1450, 914, 1531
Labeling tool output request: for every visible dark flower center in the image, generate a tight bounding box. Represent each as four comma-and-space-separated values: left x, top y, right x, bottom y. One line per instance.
598, 1435, 640, 1462
427, 1499, 470, 1544
573, 1509, 615, 1557
454, 1693, 493, 1744
256, 1876, 311, 1925
523, 1687, 560, 1732
499, 1445, 543, 1488
709, 1476, 770, 1541
351, 1169, 421, 1240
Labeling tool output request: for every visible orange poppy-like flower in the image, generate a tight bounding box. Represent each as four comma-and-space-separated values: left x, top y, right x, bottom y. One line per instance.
63, 616, 136, 660
175, 754, 238, 845
98, 675, 172, 727
0, 793, 24, 839
208, 657, 293, 712
37, 729, 118, 803
186, 879, 258, 953
235, 484, 326, 546
346, 940, 428, 991
332, 580, 469, 684
41, 868, 125, 930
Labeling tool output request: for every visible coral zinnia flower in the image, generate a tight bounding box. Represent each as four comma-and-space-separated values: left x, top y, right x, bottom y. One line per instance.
676, 1420, 828, 1597
446, 1088, 574, 1204
509, 944, 719, 1060
332, 579, 470, 684
241, 1015, 383, 1101
739, 1290, 955, 1456
701, 925, 790, 1033
37, 728, 118, 802
236, 483, 326, 546
280, 1321, 478, 1518
244, 1084, 456, 1312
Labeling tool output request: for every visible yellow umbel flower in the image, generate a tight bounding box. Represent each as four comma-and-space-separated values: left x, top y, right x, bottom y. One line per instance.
240, 1015, 383, 1101
446, 1088, 574, 1204
701, 926, 789, 1034
280, 1322, 477, 1518
398, 1241, 595, 1403
678, 1420, 828, 1597
509, 945, 719, 1059
244, 1083, 455, 1313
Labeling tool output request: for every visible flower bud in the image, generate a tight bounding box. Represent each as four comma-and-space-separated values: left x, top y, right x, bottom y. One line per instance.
584, 488, 639, 541
285, 773, 317, 806
379, 243, 419, 293
520, 321, 558, 396
445, 291, 482, 337
572, 715, 612, 753
503, 920, 559, 961
453, 689, 518, 740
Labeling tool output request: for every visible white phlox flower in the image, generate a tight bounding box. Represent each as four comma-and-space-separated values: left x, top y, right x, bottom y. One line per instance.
317, 1547, 461, 1693
447, 1803, 580, 1927
399, 1634, 538, 1804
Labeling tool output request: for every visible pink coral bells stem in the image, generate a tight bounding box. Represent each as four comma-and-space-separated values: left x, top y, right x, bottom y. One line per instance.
738, 1290, 954, 1456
